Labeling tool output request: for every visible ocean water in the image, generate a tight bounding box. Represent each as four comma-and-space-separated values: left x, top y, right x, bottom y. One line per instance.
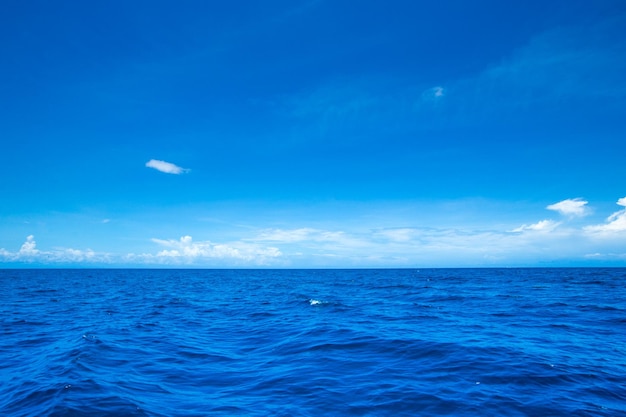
1, 269, 625, 417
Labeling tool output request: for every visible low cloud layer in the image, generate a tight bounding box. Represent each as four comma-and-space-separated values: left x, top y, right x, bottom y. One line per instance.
128, 235, 282, 266
0, 235, 102, 264
2, 196, 625, 267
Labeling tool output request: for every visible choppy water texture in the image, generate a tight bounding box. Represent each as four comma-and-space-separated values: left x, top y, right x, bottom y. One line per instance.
1, 269, 625, 416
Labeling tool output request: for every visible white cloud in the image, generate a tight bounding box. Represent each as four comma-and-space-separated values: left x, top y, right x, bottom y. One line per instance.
584, 252, 626, 260
422, 86, 445, 100
19, 235, 40, 256
547, 198, 589, 217
4, 197, 626, 267
0, 235, 41, 260
143, 235, 282, 265
584, 197, 626, 235
254, 228, 317, 242
512, 220, 560, 233
250, 228, 371, 259
605, 211, 626, 231
56, 248, 98, 262
148, 195, 626, 266
249, 225, 564, 266
375, 228, 421, 242
145, 159, 189, 174
254, 228, 347, 243
0, 236, 105, 263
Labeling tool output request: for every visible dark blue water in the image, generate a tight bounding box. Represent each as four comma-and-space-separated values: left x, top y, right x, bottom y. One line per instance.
1, 269, 625, 416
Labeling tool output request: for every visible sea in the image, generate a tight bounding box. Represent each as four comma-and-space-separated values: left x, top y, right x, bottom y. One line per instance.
1, 268, 624, 417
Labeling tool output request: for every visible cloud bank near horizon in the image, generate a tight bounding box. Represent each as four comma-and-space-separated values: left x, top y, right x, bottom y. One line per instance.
136, 235, 282, 265
2, 196, 625, 267
0, 235, 102, 264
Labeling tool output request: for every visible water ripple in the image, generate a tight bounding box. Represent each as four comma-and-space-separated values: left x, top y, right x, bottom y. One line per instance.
1, 268, 624, 416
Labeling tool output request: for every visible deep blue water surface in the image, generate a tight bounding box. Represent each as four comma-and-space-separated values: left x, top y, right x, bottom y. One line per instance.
1, 269, 625, 416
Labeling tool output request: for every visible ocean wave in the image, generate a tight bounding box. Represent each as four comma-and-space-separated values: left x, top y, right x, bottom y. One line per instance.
1, 268, 624, 416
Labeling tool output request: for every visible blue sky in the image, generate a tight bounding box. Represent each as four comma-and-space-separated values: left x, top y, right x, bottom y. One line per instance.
1, 0, 626, 267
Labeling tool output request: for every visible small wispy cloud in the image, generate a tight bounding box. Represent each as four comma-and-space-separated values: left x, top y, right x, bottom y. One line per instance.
145, 159, 189, 175
512, 219, 560, 233
374, 228, 422, 242
584, 252, 626, 260
547, 198, 589, 217
422, 86, 445, 101
254, 228, 348, 243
